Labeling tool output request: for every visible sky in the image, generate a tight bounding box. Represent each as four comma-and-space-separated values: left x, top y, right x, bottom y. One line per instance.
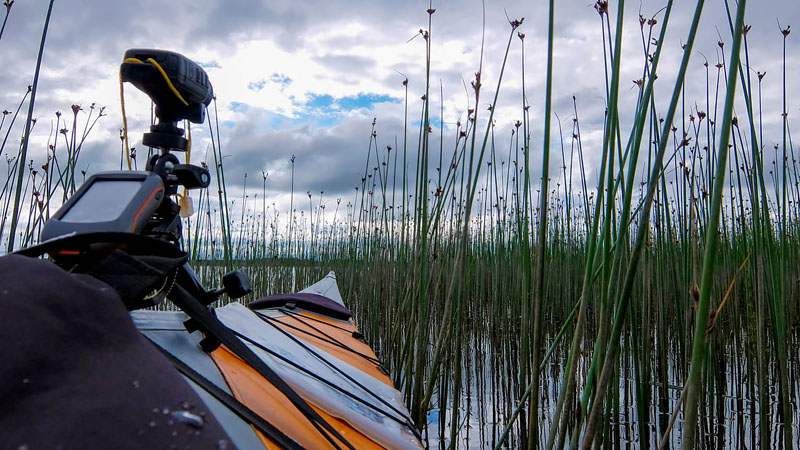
1, 0, 799, 231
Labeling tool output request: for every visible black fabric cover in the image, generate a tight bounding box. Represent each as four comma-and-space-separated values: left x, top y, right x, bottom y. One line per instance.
249, 292, 352, 320
0, 254, 233, 449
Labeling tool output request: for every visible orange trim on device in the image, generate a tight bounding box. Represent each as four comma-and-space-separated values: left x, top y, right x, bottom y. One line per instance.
130, 186, 164, 232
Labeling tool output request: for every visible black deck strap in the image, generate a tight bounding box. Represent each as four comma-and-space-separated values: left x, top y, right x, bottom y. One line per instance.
256, 310, 382, 366
168, 283, 356, 450
276, 307, 390, 376
232, 327, 419, 436
147, 338, 303, 450
15, 231, 187, 261
253, 313, 422, 441
249, 293, 352, 320
279, 307, 363, 334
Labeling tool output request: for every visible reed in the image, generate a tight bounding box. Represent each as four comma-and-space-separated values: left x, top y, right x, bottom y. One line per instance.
6, 0, 54, 252
0, 1, 13, 43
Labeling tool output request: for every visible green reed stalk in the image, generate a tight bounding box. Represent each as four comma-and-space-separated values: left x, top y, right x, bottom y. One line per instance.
0, 1, 13, 42
543, 118, 609, 450
7, 0, 54, 253
527, 1, 553, 448
206, 106, 231, 267
546, 2, 626, 447
0, 87, 30, 161
581, 1, 706, 447
408, 6, 434, 427
738, 21, 771, 450
212, 98, 233, 263
581, 2, 674, 430
682, 2, 745, 446
418, 14, 520, 429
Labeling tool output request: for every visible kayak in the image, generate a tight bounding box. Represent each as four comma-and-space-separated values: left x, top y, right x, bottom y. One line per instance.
133, 271, 422, 449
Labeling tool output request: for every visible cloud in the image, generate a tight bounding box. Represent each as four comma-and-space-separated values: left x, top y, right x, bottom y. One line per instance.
2, 0, 800, 228
206, 107, 403, 198
314, 53, 377, 73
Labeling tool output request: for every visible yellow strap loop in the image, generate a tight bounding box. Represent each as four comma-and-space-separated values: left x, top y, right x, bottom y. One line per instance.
145, 57, 189, 106
119, 65, 134, 170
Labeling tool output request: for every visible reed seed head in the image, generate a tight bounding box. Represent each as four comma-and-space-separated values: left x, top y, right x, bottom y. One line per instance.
594, 0, 608, 16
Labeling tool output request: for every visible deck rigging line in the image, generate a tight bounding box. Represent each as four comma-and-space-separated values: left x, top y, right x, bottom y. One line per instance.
147, 337, 304, 450
168, 284, 356, 450
260, 309, 383, 366
250, 313, 421, 441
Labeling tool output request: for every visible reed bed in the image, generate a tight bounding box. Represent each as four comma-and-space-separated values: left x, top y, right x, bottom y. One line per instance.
186, 2, 799, 448
3, 0, 799, 448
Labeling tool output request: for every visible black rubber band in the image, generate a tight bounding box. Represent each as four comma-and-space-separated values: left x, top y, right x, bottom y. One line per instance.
147, 337, 303, 450
256, 310, 382, 365
253, 312, 421, 441
168, 283, 356, 450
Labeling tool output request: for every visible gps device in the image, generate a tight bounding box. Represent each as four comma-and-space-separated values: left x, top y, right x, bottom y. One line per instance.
41, 172, 165, 242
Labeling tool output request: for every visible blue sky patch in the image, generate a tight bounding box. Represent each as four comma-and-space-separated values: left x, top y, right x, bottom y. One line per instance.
223, 92, 401, 132
412, 116, 446, 130
339, 93, 399, 110
229, 102, 250, 113
305, 92, 399, 115
270, 73, 292, 87
248, 74, 292, 92
248, 79, 267, 91
306, 93, 335, 110
196, 60, 220, 69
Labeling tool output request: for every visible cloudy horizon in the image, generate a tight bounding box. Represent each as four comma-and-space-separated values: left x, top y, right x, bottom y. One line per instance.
2, 0, 799, 243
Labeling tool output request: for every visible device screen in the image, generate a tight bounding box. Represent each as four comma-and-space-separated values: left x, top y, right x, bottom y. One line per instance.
61, 179, 144, 223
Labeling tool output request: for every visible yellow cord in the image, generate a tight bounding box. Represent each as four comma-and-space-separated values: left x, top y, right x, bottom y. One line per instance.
119, 67, 133, 170
146, 57, 189, 106
119, 56, 191, 171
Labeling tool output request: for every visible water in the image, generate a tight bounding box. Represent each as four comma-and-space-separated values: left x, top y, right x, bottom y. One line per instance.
422, 330, 800, 449
186, 261, 800, 449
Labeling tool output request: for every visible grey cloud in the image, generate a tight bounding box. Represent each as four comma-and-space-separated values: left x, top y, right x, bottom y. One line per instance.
313, 53, 377, 74
213, 108, 403, 199
3, 0, 800, 211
